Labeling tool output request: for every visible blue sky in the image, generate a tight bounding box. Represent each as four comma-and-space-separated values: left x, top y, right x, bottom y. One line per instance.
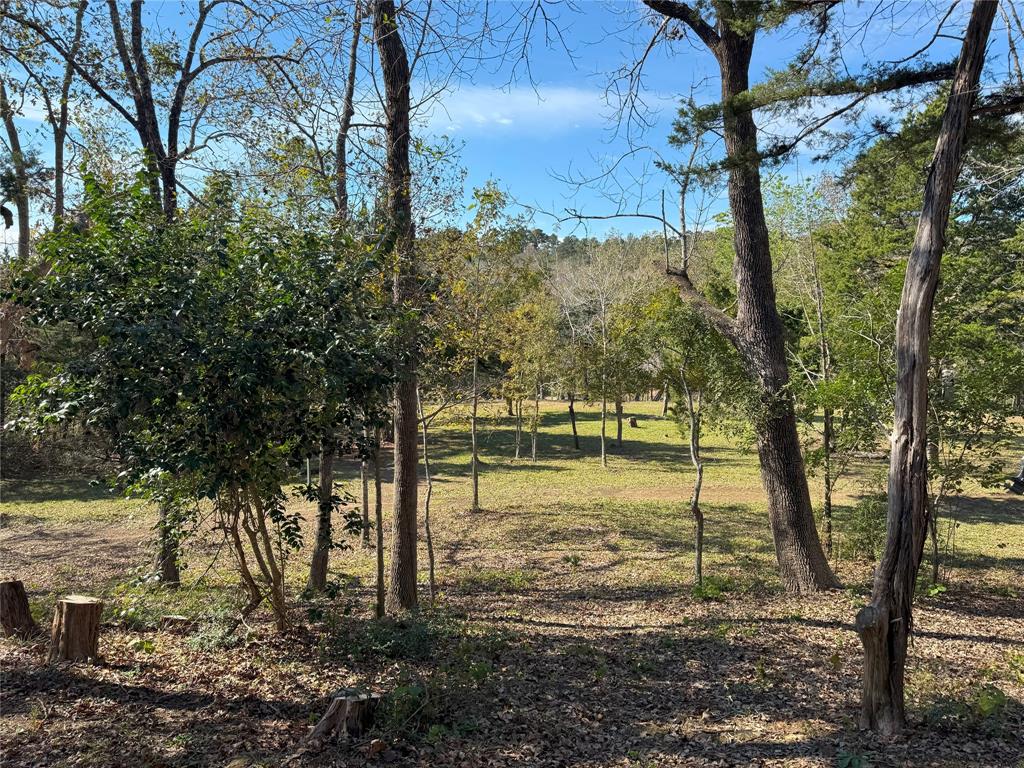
3, 0, 1015, 252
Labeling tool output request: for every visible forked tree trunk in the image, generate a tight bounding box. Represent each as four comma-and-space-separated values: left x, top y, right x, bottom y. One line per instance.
1, 580, 39, 638
48, 595, 102, 663
308, 446, 335, 592
568, 393, 580, 450
651, 0, 836, 593
856, 1, 995, 735
718, 24, 836, 593
375, 0, 418, 613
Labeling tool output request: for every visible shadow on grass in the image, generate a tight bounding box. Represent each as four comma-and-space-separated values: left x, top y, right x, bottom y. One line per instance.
0, 477, 119, 504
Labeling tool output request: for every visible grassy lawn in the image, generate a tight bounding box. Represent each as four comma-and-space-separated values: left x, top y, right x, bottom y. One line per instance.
1, 400, 1022, 767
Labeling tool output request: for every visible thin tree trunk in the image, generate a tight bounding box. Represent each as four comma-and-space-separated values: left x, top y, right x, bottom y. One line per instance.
662, 385, 670, 416
928, 502, 940, 585
0, 80, 30, 261
375, 0, 418, 612
53, 1, 86, 225
600, 394, 608, 468
417, 389, 436, 604
822, 407, 834, 557
568, 393, 580, 450
856, 1, 995, 735
471, 355, 480, 511
373, 436, 385, 619
514, 399, 522, 459
531, 383, 539, 462
683, 377, 705, 587
308, 444, 334, 592
615, 396, 623, 448
336, 0, 362, 220
361, 449, 371, 547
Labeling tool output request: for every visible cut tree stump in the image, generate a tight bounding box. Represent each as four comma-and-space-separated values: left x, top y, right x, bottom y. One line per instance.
48, 595, 103, 663
306, 689, 381, 747
1, 580, 40, 638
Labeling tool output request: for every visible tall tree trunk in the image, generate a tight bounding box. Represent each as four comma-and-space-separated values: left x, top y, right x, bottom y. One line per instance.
417, 389, 437, 604
568, 393, 580, 450
308, 443, 334, 592
373, 437, 385, 619
375, 0, 418, 612
471, 355, 480, 511
856, 1, 995, 735
716, 22, 836, 593
0, 80, 30, 261
662, 385, 670, 416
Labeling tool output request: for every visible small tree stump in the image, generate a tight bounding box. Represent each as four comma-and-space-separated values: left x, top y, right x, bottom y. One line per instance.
306, 689, 381, 747
628, 416, 639, 428
1, 580, 40, 638
48, 595, 103, 663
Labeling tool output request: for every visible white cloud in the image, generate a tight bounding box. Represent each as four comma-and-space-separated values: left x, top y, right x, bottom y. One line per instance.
423, 85, 605, 136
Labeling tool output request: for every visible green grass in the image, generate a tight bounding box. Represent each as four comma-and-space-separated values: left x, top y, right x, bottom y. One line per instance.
3, 400, 1021, 602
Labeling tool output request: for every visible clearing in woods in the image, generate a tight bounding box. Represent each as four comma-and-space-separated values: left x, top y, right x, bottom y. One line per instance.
1, 401, 1022, 767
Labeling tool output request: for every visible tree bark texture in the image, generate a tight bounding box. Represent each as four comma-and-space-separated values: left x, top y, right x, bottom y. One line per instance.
856, 0, 996, 735
1, 580, 39, 638
374, 0, 418, 612
48, 595, 102, 663
308, 446, 335, 592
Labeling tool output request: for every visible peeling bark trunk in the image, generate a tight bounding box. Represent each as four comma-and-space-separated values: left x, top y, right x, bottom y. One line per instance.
375, 0, 418, 612
856, 1, 995, 735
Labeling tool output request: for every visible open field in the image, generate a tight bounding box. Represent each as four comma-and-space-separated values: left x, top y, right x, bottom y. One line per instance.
2, 401, 1022, 767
